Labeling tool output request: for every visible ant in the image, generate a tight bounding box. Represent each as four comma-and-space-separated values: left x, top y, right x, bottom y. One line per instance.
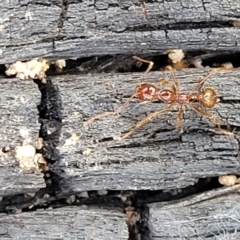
84, 56, 233, 139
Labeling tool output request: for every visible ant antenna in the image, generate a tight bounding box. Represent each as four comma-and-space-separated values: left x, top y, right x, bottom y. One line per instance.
132, 56, 154, 80
165, 66, 180, 92
190, 67, 223, 95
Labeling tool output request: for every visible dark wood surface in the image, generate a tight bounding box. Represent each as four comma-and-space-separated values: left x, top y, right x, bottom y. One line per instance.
0, 206, 128, 239
0, 77, 45, 197
145, 185, 240, 239
51, 69, 240, 193
1, 0, 240, 239
1, 0, 240, 64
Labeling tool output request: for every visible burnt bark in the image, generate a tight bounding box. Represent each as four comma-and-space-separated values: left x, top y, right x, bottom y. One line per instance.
51, 69, 240, 193
1, 0, 240, 64
1, 1, 240, 239
0, 206, 128, 239
144, 185, 240, 239
0, 77, 45, 197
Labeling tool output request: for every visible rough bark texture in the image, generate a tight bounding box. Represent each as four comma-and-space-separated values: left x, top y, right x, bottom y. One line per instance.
0, 77, 45, 197
52, 69, 240, 193
1, 0, 240, 239
0, 206, 128, 239
1, 0, 240, 64
145, 186, 240, 239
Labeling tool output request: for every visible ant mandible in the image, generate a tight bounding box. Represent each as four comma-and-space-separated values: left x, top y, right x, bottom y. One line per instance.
84, 56, 233, 139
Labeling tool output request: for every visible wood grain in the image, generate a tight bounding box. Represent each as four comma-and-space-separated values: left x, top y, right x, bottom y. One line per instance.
1, 0, 240, 63
0, 77, 45, 197
0, 206, 128, 239
145, 185, 240, 239
50, 68, 240, 193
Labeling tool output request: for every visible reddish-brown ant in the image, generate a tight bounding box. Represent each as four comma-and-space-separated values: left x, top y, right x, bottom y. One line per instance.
84, 56, 233, 139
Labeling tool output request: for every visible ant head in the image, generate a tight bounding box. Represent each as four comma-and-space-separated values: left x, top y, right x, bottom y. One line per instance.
135, 83, 159, 101
158, 89, 175, 103
198, 87, 217, 108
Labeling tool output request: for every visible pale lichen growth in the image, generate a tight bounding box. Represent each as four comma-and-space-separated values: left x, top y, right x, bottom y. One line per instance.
77, 191, 89, 198
192, 58, 204, 68
15, 139, 47, 173
167, 49, 188, 68
167, 49, 185, 64
219, 175, 240, 187
19, 128, 30, 139
5, 58, 66, 82
63, 133, 80, 147
97, 190, 108, 196
53, 59, 66, 72
5, 58, 49, 82
221, 62, 233, 70
82, 148, 92, 156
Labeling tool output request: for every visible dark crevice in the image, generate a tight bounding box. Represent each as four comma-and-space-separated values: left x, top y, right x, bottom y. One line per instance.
125, 21, 233, 32
45, 51, 240, 76
140, 177, 222, 240
4, 50, 240, 75
57, 0, 69, 30
5, 41, 44, 48
51, 0, 69, 48
0, 78, 64, 213
34, 77, 63, 195
108, 137, 180, 149
0, 64, 6, 75
0, 176, 226, 240
35, 78, 62, 159
0, 186, 57, 213
0, 78, 66, 212
97, 136, 115, 143
20, 1, 61, 7
201, 51, 240, 68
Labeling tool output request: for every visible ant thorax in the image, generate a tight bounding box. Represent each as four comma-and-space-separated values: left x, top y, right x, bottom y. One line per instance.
158, 89, 175, 103
135, 83, 159, 101
176, 93, 191, 104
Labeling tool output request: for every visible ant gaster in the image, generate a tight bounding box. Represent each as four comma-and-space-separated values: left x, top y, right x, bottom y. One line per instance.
84, 56, 233, 139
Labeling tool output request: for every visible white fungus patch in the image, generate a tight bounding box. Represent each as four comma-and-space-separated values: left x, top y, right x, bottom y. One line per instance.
167, 49, 185, 64
219, 175, 240, 187
5, 58, 66, 82
15, 140, 47, 173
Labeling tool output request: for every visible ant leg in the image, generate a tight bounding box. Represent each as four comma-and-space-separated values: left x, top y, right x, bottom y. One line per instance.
189, 102, 234, 136
116, 104, 174, 140
165, 65, 180, 91
190, 67, 225, 95
138, 99, 158, 105
159, 79, 177, 93
132, 56, 154, 79
83, 95, 135, 126
177, 104, 184, 132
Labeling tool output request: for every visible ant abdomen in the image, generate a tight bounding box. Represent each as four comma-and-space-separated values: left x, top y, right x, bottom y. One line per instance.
135, 83, 159, 101
197, 87, 217, 108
